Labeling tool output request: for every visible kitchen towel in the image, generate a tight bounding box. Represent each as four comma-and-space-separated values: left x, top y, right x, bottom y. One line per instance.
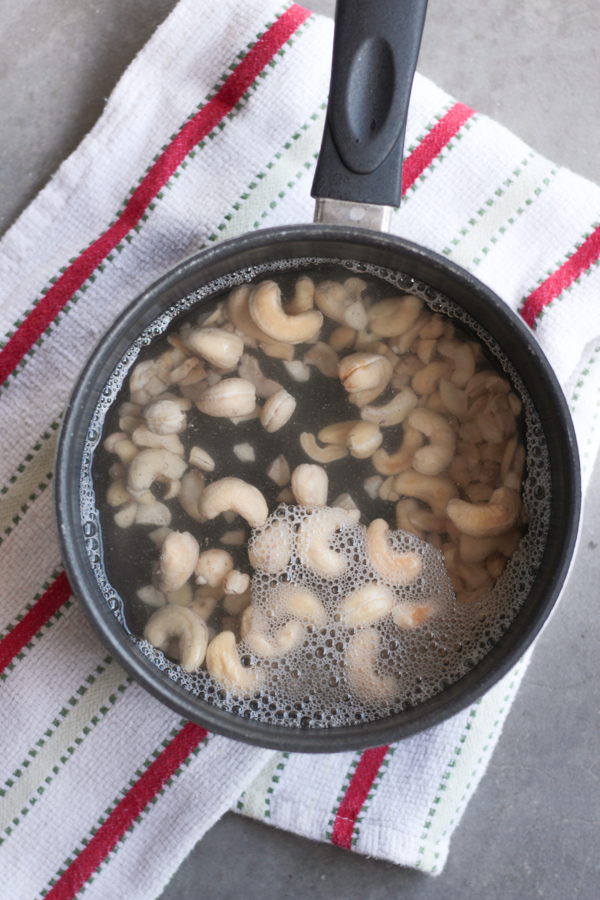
1, 0, 599, 896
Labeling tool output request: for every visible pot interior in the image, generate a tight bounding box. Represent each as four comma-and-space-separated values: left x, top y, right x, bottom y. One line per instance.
57, 227, 579, 751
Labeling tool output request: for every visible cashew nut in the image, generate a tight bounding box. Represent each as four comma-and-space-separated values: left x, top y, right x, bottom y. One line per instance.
411, 360, 452, 396
347, 422, 383, 459
137, 584, 166, 608
248, 280, 322, 344
134, 500, 172, 527
303, 342, 340, 377
233, 442, 255, 462
265, 585, 327, 625
437, 339, 476, 388
345, 628, 398, 704
329, 325, 356, 353
144, 605, 208, 672
243, 611, 304, 658
372, 424, 424, 476
179, 469, 205, 521
226, 284, 272, 342
129, 360, 168, 406
367, 294, 423, 337
407, 408, 457, 476
392, 601, 437, 629
198, 477, 268, 527
195, 378, 256, 418
182, 327, 244, 370
142, 398, 187, 436
446, 487, 521, 538
189, 446, 215, 472
340, 583, 394, 626
266, 454, 290, 487
206, 631, 262, 694
317, 421, 360, 445
314, 280, 354, 324
286, 275, 315, 314
300, 433, 348, 463
222, 570, 251, 595
155, 531, 199, 593
283, 360, 311, 382
338, 352, 390, 393
332, 492, 361, 520
361, 387, 418, 427
248, 518, 292, 572
127, 448, 188, 499
238, 353, 283, 398
195, 549, 234, 586
366, 519, 422, 584
296, 507, 355, 577
393, 469, 459, 517
291, 464, 328, 507
260, 389, 296, 432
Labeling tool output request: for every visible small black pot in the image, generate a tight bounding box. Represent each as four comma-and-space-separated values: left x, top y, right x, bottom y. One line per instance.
55, 226, 580, 752
55, 0, 580, 750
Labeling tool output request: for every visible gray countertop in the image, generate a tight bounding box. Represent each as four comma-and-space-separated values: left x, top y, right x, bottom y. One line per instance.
2, 1, 599, 897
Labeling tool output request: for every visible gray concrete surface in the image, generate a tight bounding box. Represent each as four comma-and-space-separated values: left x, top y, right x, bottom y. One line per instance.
1, 0, 599, 897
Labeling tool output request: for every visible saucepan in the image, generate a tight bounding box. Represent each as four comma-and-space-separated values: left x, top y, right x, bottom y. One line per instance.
55, 0, 580, 751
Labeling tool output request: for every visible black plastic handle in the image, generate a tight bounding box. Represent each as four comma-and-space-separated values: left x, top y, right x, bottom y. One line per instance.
312, 0, 428, 208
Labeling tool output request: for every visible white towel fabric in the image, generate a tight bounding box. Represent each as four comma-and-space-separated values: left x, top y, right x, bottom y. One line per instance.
1, 0, 599, 895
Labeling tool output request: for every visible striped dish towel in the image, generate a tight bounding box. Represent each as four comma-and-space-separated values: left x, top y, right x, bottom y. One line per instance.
0, 0, 599, 895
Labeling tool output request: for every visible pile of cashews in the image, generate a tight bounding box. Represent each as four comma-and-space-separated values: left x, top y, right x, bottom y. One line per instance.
101, 272, 527, 707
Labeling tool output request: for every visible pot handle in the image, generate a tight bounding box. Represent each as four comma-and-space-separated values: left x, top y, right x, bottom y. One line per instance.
311, 0, 428, 214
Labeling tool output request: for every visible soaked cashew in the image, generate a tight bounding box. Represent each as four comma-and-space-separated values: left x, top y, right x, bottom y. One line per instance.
127, 449, 188, 499
233, 442, 255, 462
195, 378, 256, 418
248, 518, 292, 572
283, 360, 311, 382
297, 507, 356, 577
332, 492, 361, 520
238, 354, 283, 398
243, 613, 305, 658
366, 519, 423, 584
144, 605, 208, 672
340, 583, 394, 627
364, 475, 384, 500
291, 464, 328, 507
131, 425, 185, 457
367, 294, 423, 337
394, 469, 459, 517
303, 342, 340, 377
347, 422, 383, 459
260, 389, 296, 432
361, 387, 418, 427
437, 339, 476, 388
134, 500, 172, 527
392, 602, 437, 629
446, 487, 521, 538
249, 280, 322, 344
317, 421, 360, 445
223, 586, 252, 616
179, 469, 205, 521
206, 631, 262, 694
195, 549, 234, 586
314, 280, 354, 324
182, 327, 244, 370
300, 433, 348, 463
339, 352, 390, 393
347, 358, 393, 407
137, 584, 166, 608
143, 399, 187, 435
129, 360, 168, 405
259, 339, 295, 361
345, 628, 397, 704
189, 446, 215, 472
372, 425, 424, 476
223, 570, 251, 595
286, 275, 315, 314
226, 284, 272, 343
265, 585, 327, 626
199, 477, 268, 527
407, 408, 457, 476
165, 581, 193, 607
155, 531, 199, 593
395, 498, 425, 538
329, 325, 356, 353
411, 360, 452, 396
266, 455, 290, 487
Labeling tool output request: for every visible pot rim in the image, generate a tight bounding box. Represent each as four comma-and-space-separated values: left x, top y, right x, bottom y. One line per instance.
55, 224, 581, 752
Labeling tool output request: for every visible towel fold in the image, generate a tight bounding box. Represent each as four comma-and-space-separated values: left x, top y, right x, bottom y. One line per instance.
1, 1, 599, 896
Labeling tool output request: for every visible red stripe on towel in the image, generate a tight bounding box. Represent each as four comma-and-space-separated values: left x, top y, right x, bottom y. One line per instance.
0, 4, 311, 387
0, 571, 72, 674
331, 745, 390, 849
43, 722, 208, 900
520, 223, 600, 327
402, 102, 475, 195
